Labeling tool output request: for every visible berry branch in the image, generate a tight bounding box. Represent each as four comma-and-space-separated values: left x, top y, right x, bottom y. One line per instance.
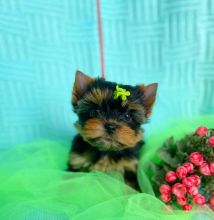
149, 126, 214, 211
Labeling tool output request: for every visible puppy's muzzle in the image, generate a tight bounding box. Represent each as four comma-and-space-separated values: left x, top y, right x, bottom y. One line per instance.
104, 123, 118, 134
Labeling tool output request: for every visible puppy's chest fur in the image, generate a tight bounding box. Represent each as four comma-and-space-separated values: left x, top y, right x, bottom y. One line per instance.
68, 135, 143, 189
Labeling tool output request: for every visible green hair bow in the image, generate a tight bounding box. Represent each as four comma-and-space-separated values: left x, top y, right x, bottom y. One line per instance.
113, 85, 130, 101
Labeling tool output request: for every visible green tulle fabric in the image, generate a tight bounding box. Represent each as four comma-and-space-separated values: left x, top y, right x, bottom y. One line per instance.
1, 116, 214, 219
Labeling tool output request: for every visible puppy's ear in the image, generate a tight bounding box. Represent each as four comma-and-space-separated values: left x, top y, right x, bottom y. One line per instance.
72, 70, 94, 105
139, 83, 158, 117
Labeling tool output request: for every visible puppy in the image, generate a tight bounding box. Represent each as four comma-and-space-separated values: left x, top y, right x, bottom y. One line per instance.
67, 71, 158, 190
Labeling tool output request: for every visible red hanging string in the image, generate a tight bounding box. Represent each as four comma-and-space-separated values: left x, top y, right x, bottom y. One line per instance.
96, 0, 105, 78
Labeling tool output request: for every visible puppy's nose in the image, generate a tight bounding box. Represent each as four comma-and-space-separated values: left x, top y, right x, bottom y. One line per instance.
105, 123, 117, 133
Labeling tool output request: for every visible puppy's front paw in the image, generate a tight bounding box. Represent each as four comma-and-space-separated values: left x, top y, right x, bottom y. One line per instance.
68, 153, 92, 171
89, 156, 116, 172
89, 156, 138, 173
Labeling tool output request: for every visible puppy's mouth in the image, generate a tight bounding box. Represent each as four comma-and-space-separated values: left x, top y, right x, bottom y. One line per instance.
75, 119, 142, 151
86, 136, 127, 151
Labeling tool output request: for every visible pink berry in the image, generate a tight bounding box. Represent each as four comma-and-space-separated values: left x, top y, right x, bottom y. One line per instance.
196, 126, 208, 136
159, 184, 171, 194
182, 177, 195, 188
183, 162, 194, 174
176, 166, 187, 179
210, 162, 214, 174
209, 195, 214, 206
182, 204, 192, 211
165, 171, 177, 183
208, 136, 214, 147
187, 186, 198, 196
191, 175, 201, 186
199, 162, 212, 176
177, 197, 188, 206
161, 193, 171, 203
172, 183, 187, 198
193, 194, 206, 206
189, 152, 204, 166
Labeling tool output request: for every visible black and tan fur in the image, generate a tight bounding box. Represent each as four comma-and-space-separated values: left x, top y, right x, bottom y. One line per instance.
67, 71, 158, 190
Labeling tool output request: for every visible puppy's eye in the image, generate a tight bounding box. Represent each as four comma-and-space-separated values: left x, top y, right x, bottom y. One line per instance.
90, 109, 102, 117
124, 113, 131, 121
95, 109, 101, 114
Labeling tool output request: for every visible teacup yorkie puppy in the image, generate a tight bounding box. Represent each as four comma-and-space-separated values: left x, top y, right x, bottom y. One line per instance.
67, 70, 158, 190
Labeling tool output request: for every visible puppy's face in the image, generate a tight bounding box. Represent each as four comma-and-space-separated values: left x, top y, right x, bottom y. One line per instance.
72, 71, 157, 151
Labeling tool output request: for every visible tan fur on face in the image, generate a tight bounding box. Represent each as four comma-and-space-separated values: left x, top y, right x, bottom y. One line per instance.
114, 126, 142, 148
76, 119, 105, 139
76, 118, 142, 150
100, 119, 142, 149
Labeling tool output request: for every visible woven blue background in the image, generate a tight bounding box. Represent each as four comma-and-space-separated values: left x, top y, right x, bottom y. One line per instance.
0, 0, 214, 148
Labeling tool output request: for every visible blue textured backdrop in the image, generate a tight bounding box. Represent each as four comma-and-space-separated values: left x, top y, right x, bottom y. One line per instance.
0, 0, 214, 148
